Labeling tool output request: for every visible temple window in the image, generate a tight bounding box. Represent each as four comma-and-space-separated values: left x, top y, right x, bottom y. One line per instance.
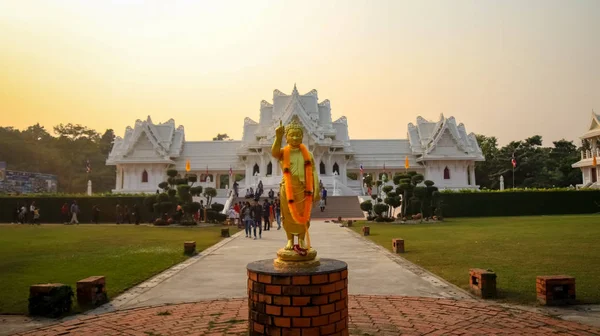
333, 162, 340, 175
320, 161, 326, 175
142, 170, 148, 183
266, 162, 273, 176
253, 163, 260, 175
444, 166, 451, 180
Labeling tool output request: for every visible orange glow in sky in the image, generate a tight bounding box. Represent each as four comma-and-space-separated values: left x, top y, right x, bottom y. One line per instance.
1, 0, 599, 144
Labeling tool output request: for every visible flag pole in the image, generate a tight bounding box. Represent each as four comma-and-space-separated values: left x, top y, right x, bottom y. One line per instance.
512, 151, 515, 189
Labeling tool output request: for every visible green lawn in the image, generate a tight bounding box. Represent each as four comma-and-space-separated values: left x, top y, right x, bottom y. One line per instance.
0, 224, 237, 314
352, 215, 600, 305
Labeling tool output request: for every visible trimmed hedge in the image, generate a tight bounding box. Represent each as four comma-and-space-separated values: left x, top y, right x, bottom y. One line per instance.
0, 196, 151, 223
441, 190, 600, 217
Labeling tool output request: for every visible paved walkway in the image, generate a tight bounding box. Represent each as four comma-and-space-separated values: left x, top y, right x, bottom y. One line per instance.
95, 221, 467, 312
14, 296, 600, 336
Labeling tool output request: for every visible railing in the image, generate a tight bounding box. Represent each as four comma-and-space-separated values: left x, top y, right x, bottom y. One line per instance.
222, 189, 234, 214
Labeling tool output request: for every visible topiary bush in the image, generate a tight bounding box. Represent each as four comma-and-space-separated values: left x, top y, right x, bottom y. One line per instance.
211, 202, 224, 212
360, 200, 373, 212
373, 203, 389, 217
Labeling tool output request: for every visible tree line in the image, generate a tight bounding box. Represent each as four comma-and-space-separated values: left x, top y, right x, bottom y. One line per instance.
0, 124, 116, 193
475, 135, 581, 189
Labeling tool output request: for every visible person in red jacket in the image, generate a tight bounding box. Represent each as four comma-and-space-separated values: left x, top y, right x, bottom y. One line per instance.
61, 202, 69, 224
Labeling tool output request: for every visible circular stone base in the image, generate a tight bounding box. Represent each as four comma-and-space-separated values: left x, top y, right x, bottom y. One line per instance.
274, 257, 320, 268
247, 258, 348, 335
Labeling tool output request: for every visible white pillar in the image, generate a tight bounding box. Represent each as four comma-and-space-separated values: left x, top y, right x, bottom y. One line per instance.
87, 180, 92, 195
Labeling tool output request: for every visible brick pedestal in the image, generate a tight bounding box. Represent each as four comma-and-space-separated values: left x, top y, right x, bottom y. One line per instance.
362, 226, 370, 236
184, 241, 196, 255
346, 220, 353, 227
76, 276, 107, 306
537, 275, 576, 305
469, 269, 496, 299
221, 228, 230, 237
247, 259, 348, 336
392, 238, 404, 253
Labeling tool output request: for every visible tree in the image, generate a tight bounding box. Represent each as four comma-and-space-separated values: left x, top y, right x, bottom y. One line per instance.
99, 129, 115, 156
203, 187, 217, 206
212, 133, 230, 141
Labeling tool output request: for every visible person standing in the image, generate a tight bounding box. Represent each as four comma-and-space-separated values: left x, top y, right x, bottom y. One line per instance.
33, 206, 40, 225
233, 202, 241, 227
275, 199, 281, 230
124, 205, 131, 224
13, 203, 20, 224
199, 200, 205, 222
241, 202, 252, 238
268, 189, 275, 200
133, 204, 141, 225
262, 199, 270, 231
61, 202, 69, 224
92, 205, 100, 224
116, 203, 122, 224
233, 181, 239, 198
319, 198, 325, 212
252, 200, 262, 239
29, 201, 36, 224
70, 200, 80, 224
321, 187, 328, 205
20, 204, 27, 224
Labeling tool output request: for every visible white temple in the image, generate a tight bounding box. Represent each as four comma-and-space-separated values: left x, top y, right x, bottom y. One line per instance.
572, 111, 600, 188
106, 85, 485, 195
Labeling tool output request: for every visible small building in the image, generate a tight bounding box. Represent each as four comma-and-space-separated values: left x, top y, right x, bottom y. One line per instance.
106, 85, 485, 195
572, 111, 600, 188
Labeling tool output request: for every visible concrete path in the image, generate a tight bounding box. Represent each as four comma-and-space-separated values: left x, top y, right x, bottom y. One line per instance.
96, 221, 468, 312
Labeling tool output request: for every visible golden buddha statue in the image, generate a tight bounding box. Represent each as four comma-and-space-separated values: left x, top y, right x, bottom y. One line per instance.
272, 117, 320, 267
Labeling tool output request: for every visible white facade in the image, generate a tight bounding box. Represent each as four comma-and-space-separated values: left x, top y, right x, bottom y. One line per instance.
106, 85, 485, 194
572, 111, 600, 188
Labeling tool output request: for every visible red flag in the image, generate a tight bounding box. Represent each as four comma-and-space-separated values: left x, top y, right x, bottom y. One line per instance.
511, 156, 517, 168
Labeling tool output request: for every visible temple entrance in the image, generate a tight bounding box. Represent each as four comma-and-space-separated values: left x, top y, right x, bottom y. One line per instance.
592, 168, 597, 183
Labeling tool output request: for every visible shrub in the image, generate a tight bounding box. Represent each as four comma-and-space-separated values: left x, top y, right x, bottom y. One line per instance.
360, 200, 373, 212
157, 193, 170, 202
211, 203, 224, 212
158, 182, 169, 190
166, 169, 178, 178
384, 217, 395, 222
187, 174, 197, 183
175, 178, 188, 186
375, 216, 386, 222
373, 203, 389, 216
366, 215, 376, 221
190, 186, 203, 196
167, 189, 177, 197
382, 185, 393, 194
144, 195, 157, 212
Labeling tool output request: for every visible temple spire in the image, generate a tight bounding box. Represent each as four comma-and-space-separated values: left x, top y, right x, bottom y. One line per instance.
292, 83, 299, 96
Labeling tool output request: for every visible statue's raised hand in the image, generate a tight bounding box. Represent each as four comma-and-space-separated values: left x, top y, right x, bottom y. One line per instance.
275, 120, 285, 139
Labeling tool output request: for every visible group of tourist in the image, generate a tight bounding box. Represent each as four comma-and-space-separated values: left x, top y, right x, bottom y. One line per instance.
243, 180, 280, 201
115, 203, 141, 224
13, 201, 41, 225
228, 198, 281, 240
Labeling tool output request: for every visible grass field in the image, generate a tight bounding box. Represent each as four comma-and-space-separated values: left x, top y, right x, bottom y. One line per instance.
352, 215, 600, 305
0, 224, 237, 314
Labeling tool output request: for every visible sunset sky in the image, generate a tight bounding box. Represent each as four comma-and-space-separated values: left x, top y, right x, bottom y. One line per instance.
1, 0, 599, 145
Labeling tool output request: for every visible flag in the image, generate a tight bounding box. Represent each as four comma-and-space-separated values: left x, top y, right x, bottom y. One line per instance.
383, 162, 386, 171
360, 164, 364, 175
85, 160, 91, 173
185, 160, 191, 172
593, 155, 597, 167
511, 154, 517, 168
404, 156, 410, 169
